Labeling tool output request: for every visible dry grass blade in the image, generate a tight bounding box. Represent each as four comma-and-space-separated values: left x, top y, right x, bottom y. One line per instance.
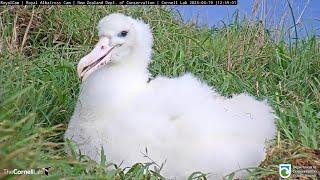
20, 6, 34, 53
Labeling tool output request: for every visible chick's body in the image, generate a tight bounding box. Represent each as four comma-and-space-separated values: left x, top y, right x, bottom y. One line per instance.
65, 13, 276, 179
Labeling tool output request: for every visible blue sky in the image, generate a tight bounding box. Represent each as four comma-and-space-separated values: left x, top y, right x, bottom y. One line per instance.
172, 0, 319, 36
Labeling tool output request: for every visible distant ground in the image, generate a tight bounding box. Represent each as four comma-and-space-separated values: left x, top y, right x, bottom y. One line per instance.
173, 0, 320, 36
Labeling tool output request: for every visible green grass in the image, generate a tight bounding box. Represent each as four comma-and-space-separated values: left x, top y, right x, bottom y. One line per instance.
0, 5, 319, 179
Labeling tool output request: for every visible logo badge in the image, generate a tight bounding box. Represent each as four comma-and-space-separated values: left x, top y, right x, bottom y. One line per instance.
42, 167, 50, 176
279, 164, 291, 178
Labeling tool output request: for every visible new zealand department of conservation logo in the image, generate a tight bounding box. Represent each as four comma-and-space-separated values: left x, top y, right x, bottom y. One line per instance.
279, 164, 292, 178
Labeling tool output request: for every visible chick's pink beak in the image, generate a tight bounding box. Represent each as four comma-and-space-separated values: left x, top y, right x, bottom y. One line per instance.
77, 37, 114, 81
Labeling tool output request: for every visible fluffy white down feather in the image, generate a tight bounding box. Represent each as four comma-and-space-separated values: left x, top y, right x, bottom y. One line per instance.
65, 13, 276, 179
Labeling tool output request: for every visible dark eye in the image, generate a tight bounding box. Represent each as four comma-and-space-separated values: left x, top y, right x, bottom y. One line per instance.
118, 31, 128, 37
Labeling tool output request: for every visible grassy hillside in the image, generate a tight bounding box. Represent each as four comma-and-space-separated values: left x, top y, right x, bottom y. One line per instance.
0, 5, 319, 179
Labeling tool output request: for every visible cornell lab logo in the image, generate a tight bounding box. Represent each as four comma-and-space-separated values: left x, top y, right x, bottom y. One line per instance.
43, 167, 50, 176
2, 167, 51, 176
279, 164, 292, 178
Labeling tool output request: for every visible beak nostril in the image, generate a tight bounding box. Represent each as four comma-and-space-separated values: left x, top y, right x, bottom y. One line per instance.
101, 45, 105, 49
